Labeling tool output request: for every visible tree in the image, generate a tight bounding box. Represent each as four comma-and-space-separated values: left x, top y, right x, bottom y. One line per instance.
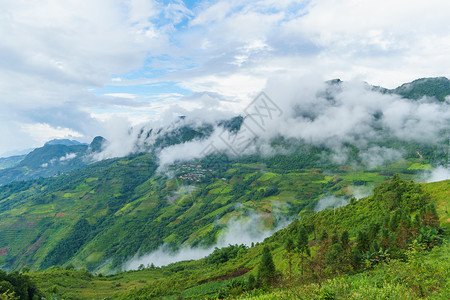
296, 225, 311, 278
380, 228, 390, 250
297, 225, 310, 256
341, 231, 349, 249
257, 246, 276, 286
356, 230, 369, 252
246, 275, 256, 291
319, 230, 329, 242
284, 237, 295, 276
306, 237, 330, 288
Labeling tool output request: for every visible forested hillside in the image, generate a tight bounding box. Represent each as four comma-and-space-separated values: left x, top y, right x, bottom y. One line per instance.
5, 177, 446, 299
0, 77, 448, 299
0, 138, 104, 185
1, 139, 445, 275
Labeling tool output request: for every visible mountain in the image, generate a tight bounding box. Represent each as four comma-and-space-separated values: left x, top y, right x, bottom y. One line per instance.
0, 144, 445, 274
374, 77, 450, 101
0, 155, 26, 170
88, 136, 107, 153
1, 77, 448, 186
0, 77, 448, 282
17, 178, 450, 299
0, 137, 106, 185
44, 139, 86, 147
391, 77, 450, 102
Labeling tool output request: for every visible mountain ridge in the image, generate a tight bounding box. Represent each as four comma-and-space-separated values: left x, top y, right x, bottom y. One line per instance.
0, 77, 448, 276
0, 136, 106, 185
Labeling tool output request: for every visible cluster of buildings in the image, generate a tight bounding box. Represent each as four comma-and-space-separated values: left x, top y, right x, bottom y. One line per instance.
176, 164, 214, 182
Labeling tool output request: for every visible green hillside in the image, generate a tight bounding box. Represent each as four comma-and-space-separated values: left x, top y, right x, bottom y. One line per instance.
14, 178, 448, 299
0, 155, 25, 170
0, 138, 102, 185
0, 144, 444, 274
391, 77, 450, 102
0, 76, 449, 298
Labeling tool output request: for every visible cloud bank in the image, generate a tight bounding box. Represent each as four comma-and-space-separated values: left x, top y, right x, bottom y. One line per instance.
95, 76, 449, 172
2, 0, 450, 157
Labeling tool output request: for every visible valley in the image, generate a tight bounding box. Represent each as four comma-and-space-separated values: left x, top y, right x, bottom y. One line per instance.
0, 77, 449, 299
2, 1, 450, 298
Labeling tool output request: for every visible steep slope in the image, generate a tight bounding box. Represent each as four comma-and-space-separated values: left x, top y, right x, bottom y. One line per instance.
0, 138, 105, 185
0, 144, 443, 274
0, 155, 25, 170
0, 77, 448, 283
391, 77, 450, 102
25, 178, 450, 299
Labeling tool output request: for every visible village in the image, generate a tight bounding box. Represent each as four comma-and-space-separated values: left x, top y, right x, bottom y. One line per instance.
175, 163, 214, 183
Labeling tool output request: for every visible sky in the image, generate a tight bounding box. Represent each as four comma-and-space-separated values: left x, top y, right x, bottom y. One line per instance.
1, 0, 450, 157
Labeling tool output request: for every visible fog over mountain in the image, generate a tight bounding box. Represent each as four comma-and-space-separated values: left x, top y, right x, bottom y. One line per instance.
97, 77, 450, 173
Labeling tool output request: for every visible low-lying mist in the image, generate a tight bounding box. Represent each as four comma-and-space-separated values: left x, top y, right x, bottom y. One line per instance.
123, 212, 291, 270
421, 166, 450, 183
314, 195, 349, 212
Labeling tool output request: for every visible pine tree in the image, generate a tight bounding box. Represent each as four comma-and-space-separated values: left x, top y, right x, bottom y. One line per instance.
356, 230, 369, 252
297, 225, 310, 256
341, 231, 349, 249
257, 246, 276, 286
284, 237, 295, 276
246, 275, 256, 291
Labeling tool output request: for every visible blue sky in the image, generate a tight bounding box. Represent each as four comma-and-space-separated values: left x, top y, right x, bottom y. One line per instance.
0, 0, 450, 156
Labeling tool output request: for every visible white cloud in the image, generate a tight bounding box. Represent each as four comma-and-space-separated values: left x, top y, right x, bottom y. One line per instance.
1, 0, 450, 156
104, 93, 138, 100
95, 74, 449, 171
421, 166, 450, 183
123, 211, 290, 270
315, 195, 348, 212
59, 153, 77, 161
20, 123, 83, 147
0, 0, 181, 155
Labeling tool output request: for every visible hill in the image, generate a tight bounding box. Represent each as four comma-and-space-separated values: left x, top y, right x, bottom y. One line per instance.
0, 155, 26, 170
0, 137, 105, 185
372, 77, 450, 102
0, 77, 449, 299
0, 76, 449, 274
391, 77, 450, 102
19, 178, 450, 299
0, 144, 445, 274
44, 139, 86, 147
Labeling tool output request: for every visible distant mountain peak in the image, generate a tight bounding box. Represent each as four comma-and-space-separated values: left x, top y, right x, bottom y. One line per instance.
391, 77, 450, 101
44, 139, 85, 147
89, 136, 107, 153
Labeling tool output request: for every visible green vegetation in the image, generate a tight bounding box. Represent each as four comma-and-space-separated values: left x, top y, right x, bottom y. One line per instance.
0, 138, 103, 185
390, 77, 450, 102
11, 178, 447, 299
0, 155, 25, 170
0, 143, 446, 275
0, 77, 448, 299
0, 268, 42, 299
257, 246, 276, 286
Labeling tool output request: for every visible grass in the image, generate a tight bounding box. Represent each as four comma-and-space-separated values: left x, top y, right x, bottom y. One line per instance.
238, 241, 450, 300
341, 171, 387, 183
408, 163, 433, 170
21, 178, 450, 299
30, 204, 55, 214
0, 152, 446, 275
423, 179, 450, 230
258, 172, 279, 181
